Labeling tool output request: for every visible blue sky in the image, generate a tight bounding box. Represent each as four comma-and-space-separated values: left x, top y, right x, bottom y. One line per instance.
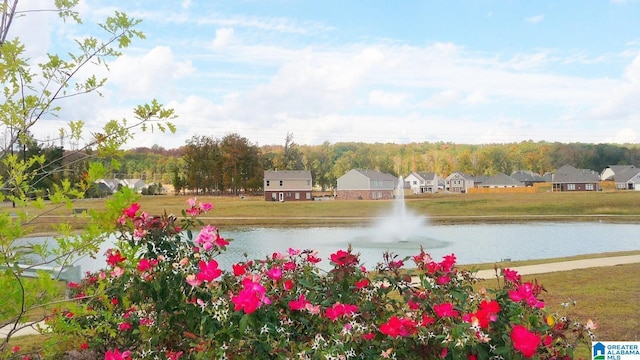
13, 0, 640, 148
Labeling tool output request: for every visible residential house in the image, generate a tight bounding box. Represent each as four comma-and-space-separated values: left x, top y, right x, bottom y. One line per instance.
511, 170, 546, 187
445, 172, 474, 193
336, 169, 397, 200
476, 173, 524, 188
404, 171, 441, 194
95, 178, 146, 195
264, 170, 313, 201
551, 165, 601, 192
121, 179, 146, 193
612, 167, 640, 190
600, 165, 636, 181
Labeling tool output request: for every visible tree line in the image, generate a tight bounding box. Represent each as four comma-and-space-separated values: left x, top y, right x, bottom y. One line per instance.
5, 133, 640, 197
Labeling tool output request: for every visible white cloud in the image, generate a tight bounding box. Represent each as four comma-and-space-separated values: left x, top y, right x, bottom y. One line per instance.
109, 46, 195, 99
590, 54, 640, 119
368, 90, 407, 107
525, 15, 544, 24
211, 28, 234, 49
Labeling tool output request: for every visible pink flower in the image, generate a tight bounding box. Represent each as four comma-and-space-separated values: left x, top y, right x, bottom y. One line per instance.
122, 203, 140, 218
231, 278, 270, 314
325, 303, 358, 321
440, 254, 456, 272
509, 282, 545, 309
118, 322, 131, 331
510, 325, 541, 358
186, 274, 202, 287
105, 348, 131, 360
284, 279, 294, 290
137, 258, 157, 272
436, 275, 451, 285
503, 268, 521, 283
288, 248, 301, 256
379, 316, 418, 337
196, 260, 222, 283
266, 266, 282, 280
434, 303, 459, 318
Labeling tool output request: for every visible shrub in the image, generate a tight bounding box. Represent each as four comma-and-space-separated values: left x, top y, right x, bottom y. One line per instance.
39, 199, 595, 360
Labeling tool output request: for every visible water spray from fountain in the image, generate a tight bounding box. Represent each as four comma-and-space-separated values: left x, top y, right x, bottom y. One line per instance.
373, 176, 428, 243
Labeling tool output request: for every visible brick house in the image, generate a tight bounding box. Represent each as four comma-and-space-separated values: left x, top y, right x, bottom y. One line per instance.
551, 165, 601, 192
336, 169, 397, 200
264, 170, 313, 201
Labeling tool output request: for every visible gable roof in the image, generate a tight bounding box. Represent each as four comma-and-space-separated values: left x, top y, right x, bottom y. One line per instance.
264, 170, 312, 180
412, 171, 437, 181
352, 169, 396, 181
553, 165, 600, 183
614, 167, 640, 183
480, 173, 524, 187
511, 170, 544, 182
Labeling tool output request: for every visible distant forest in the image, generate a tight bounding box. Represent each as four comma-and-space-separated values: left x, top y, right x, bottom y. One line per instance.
110, 133, 640, 194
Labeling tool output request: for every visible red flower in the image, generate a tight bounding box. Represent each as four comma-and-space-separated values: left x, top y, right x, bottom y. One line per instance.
379, 316, 418, 337
306, 254, 321, 264
509, 282, 545, 309
80, 343, 89, 350
118, 322, 131, 331
433, 303, 459, 318
325, 302, 358, 321
362, 332, 375, 341
510, 325, 541, 358
284, 279, 294, 291
288, 294, 310, 311
137, 258, 157, 272
330, 249, 358, 267
467, 300, 500, 328
106, 250, 126, 267
232, 263, 246, 276
266, 266, 282, 280
355, 278, 370, 289
440, 254, 456, 272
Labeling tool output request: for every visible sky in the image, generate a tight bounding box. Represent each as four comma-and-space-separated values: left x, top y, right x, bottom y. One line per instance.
10, 0, 640, 149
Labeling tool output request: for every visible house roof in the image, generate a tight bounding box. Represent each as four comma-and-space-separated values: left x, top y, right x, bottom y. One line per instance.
553, 165, 600, 183
352, 169, 396, 181
411, 172, 436, 181
480, 173, 524, 187
511, 170, 544, 182
264, 170, 312, 180
614, 167, 640, 182
601, 165, 635, 181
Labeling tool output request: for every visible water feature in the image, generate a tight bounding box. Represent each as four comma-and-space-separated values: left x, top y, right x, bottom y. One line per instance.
370, 176, 431, 243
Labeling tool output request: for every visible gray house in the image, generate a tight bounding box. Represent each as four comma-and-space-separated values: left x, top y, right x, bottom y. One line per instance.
264, 170, 313, 201
336, 169, 397, 200
476, 173, 524, 188
551, 165, 601, 192
511, 170, 546, 187
612, 167, 640, 190
600, 165, 635, 181
445, 172, 474, 193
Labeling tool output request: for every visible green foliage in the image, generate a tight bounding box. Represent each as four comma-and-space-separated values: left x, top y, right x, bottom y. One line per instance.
0, 1, 177, 355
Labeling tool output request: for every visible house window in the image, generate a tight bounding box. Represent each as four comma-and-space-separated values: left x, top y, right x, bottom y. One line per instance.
279, 180, 283, 186
307, 180, 310, 186
413, 181, 417, 185
586, 183, 594, 190
286, 192, 291, 197
306, 192, 311, 199
567, 184, 576, 190
295, 192, 300, 200
266, 180, 270, 186
378, 192, 382, 199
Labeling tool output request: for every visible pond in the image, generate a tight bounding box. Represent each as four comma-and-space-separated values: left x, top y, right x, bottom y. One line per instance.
69, 222, 640, 273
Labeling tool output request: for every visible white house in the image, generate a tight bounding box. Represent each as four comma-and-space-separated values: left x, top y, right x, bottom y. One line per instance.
404, 171, 441, 194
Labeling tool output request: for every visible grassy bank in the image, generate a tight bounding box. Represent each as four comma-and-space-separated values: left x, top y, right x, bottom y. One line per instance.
10, 190, 640, 232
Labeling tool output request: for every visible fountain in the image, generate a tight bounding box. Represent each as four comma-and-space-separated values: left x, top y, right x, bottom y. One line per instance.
369, 176, 435, 243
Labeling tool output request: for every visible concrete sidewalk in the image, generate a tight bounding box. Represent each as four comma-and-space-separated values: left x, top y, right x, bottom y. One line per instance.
474, 254, 640, 280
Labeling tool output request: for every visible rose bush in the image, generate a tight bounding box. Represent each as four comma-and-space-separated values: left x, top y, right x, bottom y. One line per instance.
35, 199, 594, 359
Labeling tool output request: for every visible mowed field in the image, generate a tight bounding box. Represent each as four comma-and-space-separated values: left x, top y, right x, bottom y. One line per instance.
13, 189, 640, 230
